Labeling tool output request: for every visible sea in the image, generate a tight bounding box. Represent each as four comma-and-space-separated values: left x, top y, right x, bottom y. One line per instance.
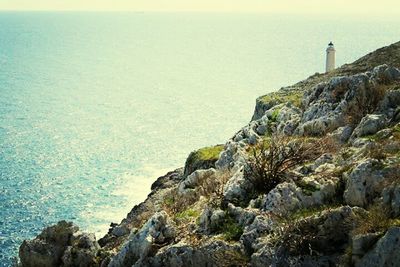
1, 12, 400, 265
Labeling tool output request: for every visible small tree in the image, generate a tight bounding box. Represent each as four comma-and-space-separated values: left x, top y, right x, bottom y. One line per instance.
246, 135, 333, 195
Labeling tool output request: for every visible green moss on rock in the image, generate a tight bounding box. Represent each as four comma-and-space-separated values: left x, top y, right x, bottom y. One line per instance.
184, 145, 224, 176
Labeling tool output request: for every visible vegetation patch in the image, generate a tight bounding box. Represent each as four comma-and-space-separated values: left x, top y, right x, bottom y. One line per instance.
184, 144, 224, 176
245, 135, 336, 195
175, 208, 201, 222
288, 204, 342, 221
352, 203, 400, 236
260, 91, 303, 108
215, 213, 244, 241
296, 180, 320, 196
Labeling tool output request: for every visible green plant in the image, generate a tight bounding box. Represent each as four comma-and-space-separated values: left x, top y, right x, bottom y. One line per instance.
175, 208, 200, 222
216, 213, 244, 241
184, 145, 224, 175
260, 91, 303, 108
288, 204, 341, 221
270, 109, 281, 122
296, 180, 320, 196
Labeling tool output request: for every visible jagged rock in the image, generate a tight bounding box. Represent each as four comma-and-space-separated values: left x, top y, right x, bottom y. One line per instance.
223, 166, 254, 205
184, 147, 222, 177
198, 207, 225, 234
232, 120, 261, 145
227, 203, 258, 226
382, 184, 400, 217
262, 176, 338, 215
108, 211, 175, 267
251, 206, 358, 267
351, 232, 381, 264
150, 169, 184, 191
350, 114, 388, 139
252, 96, 281, 121
240, 214, 275, 254
215, 141, 247, 170
134, 240, 245, 267
375, 128, 393, 140
378, 90, 400, 119
62, 233, 100, 267
351, 137, 374, 148
19, 221, 80, 267
178, 168, 217, 195
111, 225, 130, 237
297, 65, 400, 136
344, 159, 386, 207
329, 125, 353, 143
356, 227, 400, 267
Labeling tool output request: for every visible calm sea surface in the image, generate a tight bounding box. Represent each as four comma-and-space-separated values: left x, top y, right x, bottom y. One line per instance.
1, 12, 400, 265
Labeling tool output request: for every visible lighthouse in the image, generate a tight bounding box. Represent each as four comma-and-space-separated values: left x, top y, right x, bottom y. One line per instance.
326, 42, 336, 73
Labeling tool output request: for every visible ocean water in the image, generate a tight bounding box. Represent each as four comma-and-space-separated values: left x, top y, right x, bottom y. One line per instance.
0, 12, 400, 265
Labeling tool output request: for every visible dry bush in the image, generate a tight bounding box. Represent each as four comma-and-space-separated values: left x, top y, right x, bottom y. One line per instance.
345, 84, 388, 125
246, 134, 339, 195
352, 203, 400, 236
162, 188, 195, 215
365, 143, 387, 162
199, 170, 232, 208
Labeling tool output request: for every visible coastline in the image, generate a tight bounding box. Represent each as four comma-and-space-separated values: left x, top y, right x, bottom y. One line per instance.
17, 41, 400, 267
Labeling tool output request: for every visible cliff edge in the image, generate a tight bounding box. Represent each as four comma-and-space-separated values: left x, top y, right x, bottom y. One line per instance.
18, 41, 400, 267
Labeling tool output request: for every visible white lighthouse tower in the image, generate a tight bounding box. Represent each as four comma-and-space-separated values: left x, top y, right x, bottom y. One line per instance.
326, 42, 336, 73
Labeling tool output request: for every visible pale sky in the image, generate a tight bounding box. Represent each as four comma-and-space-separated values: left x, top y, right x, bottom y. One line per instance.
1, 0, 400, 14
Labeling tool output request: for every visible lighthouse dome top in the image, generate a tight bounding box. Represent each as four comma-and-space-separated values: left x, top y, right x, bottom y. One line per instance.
328, 41, 334, 46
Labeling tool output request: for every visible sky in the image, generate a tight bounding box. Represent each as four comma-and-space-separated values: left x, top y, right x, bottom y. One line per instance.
0, 0, 400, 14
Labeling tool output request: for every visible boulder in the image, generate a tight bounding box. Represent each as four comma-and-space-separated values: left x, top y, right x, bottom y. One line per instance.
108, 211, 175, 267
351, 232, 381, 264
178, 168, 217, 195
350, 114, 388, 140
356, 227, 400, 267
62, 233, 100, 267
223, 166, 254, 205
198, 207, 225, 234
134, 240, 245, 267
382, 184, 400, 217
328, 125, 353, 144
19, 221, 79, 267
344, 159, 385, 207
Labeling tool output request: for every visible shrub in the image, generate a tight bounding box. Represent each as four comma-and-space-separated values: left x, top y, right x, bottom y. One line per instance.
352, 203, 400, 236
245, 135, 334, 195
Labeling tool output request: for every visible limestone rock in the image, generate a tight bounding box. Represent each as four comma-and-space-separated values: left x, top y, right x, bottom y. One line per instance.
356, 227, 400, 267
62, 233, 100, 267
351, 232, 381, 264
198, 207, 225, 234
329, 125, 353, 143
350, 114, 388, 139
134, 240, 245, 267
344, 159, 385, 207
223, 166, 254, 205
108, 211, 175, 267
382, 184, 400, 217
178, 168, 217, 195
19, 221, 79, 267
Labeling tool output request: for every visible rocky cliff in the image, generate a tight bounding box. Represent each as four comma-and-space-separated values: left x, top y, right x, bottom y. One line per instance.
18, 41, 400, 267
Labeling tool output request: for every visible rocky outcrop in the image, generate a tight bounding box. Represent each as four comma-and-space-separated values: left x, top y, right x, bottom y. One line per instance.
19, 221, 101, 267
108, 211, 175, 267
18, 42, 400, 267
355, 227, 400, 267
